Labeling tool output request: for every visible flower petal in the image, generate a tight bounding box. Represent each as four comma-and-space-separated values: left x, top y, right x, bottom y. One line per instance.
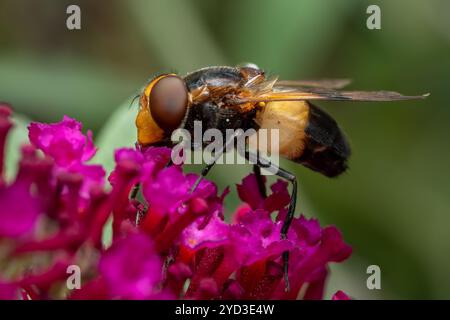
29, 116, 97, 167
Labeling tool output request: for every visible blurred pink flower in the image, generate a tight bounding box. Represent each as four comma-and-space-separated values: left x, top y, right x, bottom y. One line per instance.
332, 290, 351, 300
99, 233, 171, 299
0, 178, 40, 238
0, 281, 18, 300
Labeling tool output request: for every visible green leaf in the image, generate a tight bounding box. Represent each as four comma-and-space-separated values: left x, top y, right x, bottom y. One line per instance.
124, 0, 226, 73
5, 113, 30, 182
0, 53, 141, 131
221, 0, 356, 78
93, 99, 138, 175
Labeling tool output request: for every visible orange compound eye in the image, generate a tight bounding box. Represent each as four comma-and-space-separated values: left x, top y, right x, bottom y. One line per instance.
149, 75, 189, 132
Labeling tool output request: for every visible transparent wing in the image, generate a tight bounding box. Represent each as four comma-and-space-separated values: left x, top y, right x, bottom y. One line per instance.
231, 80, 429, 104
275, 79, 352, 89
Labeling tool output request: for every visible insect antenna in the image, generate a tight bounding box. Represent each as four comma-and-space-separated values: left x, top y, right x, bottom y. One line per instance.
128, 94, 141, 109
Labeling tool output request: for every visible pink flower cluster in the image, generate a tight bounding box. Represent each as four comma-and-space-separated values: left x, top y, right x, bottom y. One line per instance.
0, 104, 351, 300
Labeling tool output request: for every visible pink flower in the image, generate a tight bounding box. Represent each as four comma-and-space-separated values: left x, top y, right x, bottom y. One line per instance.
108, 147, 171, 187
28, 116, 96, 166
0, 108, 41, 238
28, 116, 105, 193
0, 178, 40, 238
181, 212, 230, 250
237, 174, 290, 213
142, 166, 217, 218
0, 107, 353, 300
332, 290, 351, 300
273, 224, 352, 299
0, 281, 18, 300
99, 233, 171, 299
230, 209, 293, 266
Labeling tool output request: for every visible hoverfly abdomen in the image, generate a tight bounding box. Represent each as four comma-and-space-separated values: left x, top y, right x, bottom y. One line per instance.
253, 100, 309, 161
254, 100, 350, 177
296, 103, 351, 177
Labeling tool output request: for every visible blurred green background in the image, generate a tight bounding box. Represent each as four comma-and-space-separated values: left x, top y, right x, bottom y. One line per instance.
1, 0, 449, 299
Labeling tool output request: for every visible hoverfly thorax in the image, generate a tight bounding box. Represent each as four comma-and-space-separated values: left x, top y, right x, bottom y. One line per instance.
136, 74, 190, 146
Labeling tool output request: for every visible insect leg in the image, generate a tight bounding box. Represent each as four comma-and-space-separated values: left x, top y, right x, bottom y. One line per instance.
190, 161, 216, 193
190, 130, 242, 193
253, 164, 267, 198
130, 183, 140, 200
130, 155, 174, 200
243, 150, 297, 292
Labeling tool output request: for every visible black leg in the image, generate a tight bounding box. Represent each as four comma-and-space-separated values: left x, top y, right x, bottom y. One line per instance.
244, 151, 297, 292
190, 131, 242, 194
190, 161, 216, 193
253, 164, 267, 198
130, 158, 173, 200
130, 183, 140, 200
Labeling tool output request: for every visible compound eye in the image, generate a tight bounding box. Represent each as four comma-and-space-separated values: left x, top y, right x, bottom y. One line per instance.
149, 75, 188, 132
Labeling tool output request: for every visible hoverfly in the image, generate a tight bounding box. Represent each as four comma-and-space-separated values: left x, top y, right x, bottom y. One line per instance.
135, 64, 427, 290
